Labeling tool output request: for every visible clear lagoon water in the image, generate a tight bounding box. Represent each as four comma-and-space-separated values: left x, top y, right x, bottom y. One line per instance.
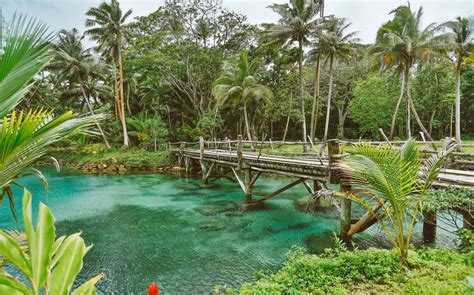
0, 168, 457, 293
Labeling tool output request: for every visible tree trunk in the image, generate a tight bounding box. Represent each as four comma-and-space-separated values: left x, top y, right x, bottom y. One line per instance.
323, 55, 334, 140
310, 53, 321, 141
455, 63, 462, 145
429, 109, 436, 135
282, 92, 293, 142
449, 103, 454, 138
80, 85, 111, 149
337, 108, 346, 139
390, 72, 405, 139
404, 68, 411, 138
406, 70, 434, 141
298, 39, 307, 150
243, 100, 252, 143
118, 48, 129, 147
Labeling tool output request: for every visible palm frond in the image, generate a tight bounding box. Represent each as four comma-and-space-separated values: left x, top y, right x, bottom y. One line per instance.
0, 14, 52, 117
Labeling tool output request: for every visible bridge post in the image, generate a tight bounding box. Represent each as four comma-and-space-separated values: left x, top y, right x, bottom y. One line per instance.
328, 139, 353, 243
199, 136, 210, 185
244, 168, 253, 202
237, 135, 243, 167
422, 211, 437, 244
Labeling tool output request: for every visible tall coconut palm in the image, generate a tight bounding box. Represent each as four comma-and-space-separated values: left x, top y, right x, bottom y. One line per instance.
212, 52, 273, 142
0, 14, 100, 220
85, 0, 132, 147
370, 5, 440, 140
51, 28, 111, 148
265, 0, 321, 149
309, 0, 325, 141
318, 17, 358, 140
441, 17, 473, 146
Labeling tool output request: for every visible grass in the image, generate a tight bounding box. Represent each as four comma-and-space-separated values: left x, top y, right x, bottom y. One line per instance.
250, 139, 474, 156
216, 244, 474, 294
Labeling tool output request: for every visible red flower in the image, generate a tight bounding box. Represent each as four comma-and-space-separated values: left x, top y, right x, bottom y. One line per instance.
148, 282, 160, 295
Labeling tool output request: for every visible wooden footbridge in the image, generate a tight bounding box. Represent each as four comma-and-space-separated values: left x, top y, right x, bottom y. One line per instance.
170, 136, 474, 241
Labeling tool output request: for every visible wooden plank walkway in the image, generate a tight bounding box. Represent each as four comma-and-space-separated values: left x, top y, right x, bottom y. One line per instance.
175, 148, 474, 190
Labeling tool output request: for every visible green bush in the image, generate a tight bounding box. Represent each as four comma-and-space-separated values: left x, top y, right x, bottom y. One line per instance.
218, 246, 474, 294
53, 145, 172, 169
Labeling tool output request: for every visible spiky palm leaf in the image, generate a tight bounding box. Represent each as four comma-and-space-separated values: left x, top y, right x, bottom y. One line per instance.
85, 0, 132, 60
212, 52, 272, 141
0, 14, 52, 118
0, 14, 102, 222
337, 139, 452, 264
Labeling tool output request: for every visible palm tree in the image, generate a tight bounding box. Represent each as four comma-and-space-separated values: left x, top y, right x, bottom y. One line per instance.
318, 17, 358, 140
85, 0, 132, 147
51, 28, 111, 148
337, 139, 452, 265
0, 14, 100, 220
309, 0, 325, 141
441, 17, 473, 146
370, 5, 440, 140
265, 0, 321, 149
212, 52, 273, 142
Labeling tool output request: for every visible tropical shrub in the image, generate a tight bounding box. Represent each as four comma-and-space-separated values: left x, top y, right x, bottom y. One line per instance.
0, 190, 102, 294
127, 113, 168, 151
219, 246, 474, 294
336, 139, 452, 265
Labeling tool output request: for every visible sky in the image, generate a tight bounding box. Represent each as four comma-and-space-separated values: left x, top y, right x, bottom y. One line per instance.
1, 0, 473, 44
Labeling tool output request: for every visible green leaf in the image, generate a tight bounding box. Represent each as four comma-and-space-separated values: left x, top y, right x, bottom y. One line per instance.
0, 271, 32, 294
49, 235, 89, 295
30, 203, 55, 294
0, 230, 31, 279
71, 273, 104, 295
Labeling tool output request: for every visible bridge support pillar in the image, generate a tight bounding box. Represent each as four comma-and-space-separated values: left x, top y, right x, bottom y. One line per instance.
244, 169, 252, 202
423, 211, 437, 244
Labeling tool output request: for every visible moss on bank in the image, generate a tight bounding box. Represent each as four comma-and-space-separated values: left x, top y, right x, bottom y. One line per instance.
50, 144, 174, 172
216, 246, 474, 294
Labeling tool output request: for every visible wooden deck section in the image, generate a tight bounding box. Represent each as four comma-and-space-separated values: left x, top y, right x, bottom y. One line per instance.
174, 143, 474, 190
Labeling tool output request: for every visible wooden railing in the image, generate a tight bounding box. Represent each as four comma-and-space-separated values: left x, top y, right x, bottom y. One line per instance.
169, 137, 474, 170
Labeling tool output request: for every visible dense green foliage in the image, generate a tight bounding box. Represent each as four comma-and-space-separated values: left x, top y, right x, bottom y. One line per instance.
218, 246, 473, 294
54, 144, 172, 170
350, 74, 401, 138
7, 0, 470, 147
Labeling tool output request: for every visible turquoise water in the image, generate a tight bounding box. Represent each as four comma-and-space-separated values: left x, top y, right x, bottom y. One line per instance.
1, 169, 344, 293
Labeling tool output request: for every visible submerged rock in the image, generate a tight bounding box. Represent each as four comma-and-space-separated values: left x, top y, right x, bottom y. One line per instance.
198, 222, 228, 232
194, 203, 237, 216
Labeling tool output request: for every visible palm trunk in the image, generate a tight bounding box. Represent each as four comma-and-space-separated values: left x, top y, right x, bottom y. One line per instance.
390, 72, 405, 139
243, 100, 252, 142
80, 85, 111, 149
310, 53, 321, 141
117, 48, 129, 147
429, 109, 436, 135
406, 70, 434, 141
282, 92, 293, 142
113, 67, 120, 121
449, 103, 454, 138
323, 55, 334, 140
455, 63, 462, 145
298, 39, 307, 150
337, 108, 346, 139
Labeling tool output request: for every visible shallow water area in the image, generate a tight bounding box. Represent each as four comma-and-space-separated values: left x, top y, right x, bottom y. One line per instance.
0, 168, 458, 293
